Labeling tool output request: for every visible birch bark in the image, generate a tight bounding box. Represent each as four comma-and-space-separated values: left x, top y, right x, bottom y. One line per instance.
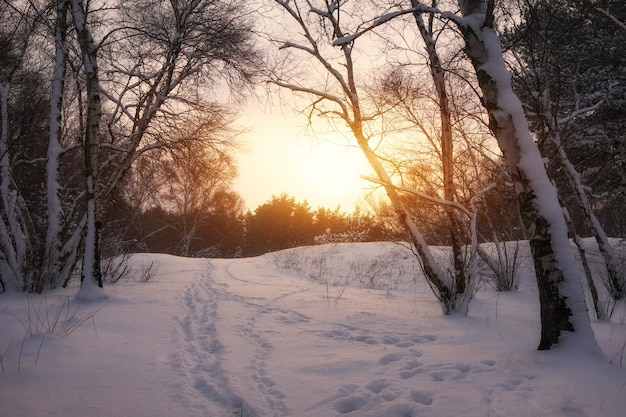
0, 28, 31, 291
70, 0, 105, 295
457, 0, 594, 349
0, 83, 24, 290
42, 0, 69, 291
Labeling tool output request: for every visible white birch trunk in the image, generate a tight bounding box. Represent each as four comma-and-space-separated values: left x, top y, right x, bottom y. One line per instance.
556, 138, 623, 300
42, 0, 68, 290
0, 14, 37, 291
0, 82, 26, 290
551, 131, 622, 302
459, 0, 600, 354
538, 84, 624, 301
70, 0, 107, 299
457, 0, 596, 351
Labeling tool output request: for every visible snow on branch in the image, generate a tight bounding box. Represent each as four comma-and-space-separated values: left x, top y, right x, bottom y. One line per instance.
557, 100, 603, 126
468, 182, 497, 210
332, 4, 459, 47
333, 33, 358, 46
309, 6, 331, 18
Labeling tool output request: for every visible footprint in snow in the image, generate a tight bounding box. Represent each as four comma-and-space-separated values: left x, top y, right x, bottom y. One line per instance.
364, 379, 390, 394
274, 314, 309, 324
316, 328, 437, 348
388, 403, 419, 417
334, 395, 370, 414
410, 390, 434, 406
379, 352, 404, 365
354, 334, 379, 344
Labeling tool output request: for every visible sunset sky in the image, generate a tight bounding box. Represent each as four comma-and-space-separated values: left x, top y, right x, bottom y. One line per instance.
235, 103, 374, 212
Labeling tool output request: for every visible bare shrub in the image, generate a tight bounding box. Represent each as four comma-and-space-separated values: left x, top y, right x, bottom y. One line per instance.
478, 240, 523, 291
137, 260, 159, 283
271, 248, 308, 276
0, 294, 104, 338
347, 254, 410, 290
102, 255, 159, 283
102, 254, 132, 283
610, 340, 626, 367
272, 244, 417, 294
599, 244, 626, 302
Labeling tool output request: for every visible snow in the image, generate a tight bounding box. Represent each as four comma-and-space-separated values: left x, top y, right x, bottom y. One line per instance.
76, 179, 106, 300
1, 242, 626, 417
332, 33, 358, 47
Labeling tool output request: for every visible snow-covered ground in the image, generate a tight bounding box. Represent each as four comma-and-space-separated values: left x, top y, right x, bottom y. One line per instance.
1, 242, 625, 417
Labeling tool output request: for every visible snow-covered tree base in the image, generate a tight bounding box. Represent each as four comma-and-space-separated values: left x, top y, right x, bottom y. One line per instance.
75, 284, 109, 302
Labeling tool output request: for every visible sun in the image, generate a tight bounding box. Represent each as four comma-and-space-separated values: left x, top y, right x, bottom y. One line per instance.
235, 107, 377, 211
289, 135, 371, 210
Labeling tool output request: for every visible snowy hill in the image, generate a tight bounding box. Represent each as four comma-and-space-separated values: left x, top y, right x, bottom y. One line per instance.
1, 242, 625, 416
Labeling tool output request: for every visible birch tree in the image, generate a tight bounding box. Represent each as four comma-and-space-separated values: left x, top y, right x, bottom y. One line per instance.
74, 0, 258, 295
503, 0, 626, 304
454, 0, 595, 349
0, 2, 39, 292
69, 0, 106, 298
267, 0, 483, 314
101, 0, 257, 192
1, 0, 259, 294
411, 1, 470, 297
357, 0, 597, 349
41, 0, 70, 292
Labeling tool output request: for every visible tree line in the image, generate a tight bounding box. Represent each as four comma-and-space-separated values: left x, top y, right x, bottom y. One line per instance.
1, 0, 625, 351
104, 193, 383, 258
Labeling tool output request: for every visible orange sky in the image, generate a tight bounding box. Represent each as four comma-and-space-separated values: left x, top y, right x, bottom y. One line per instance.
235, 105, 373, 212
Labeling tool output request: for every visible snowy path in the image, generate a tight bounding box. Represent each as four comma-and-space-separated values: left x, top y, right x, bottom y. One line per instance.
175, 254, 626, 417
182, 257, 503, 416
1, 245, 624, 417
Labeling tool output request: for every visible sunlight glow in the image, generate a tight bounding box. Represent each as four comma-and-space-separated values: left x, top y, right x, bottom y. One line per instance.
236, 108, 373, 211
289, 136, 371, 211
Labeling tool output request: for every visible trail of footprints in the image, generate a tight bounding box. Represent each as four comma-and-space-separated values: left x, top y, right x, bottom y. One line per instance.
308, 326, 536, 416
175, 264, 293, 417
219, 264, 298, 416
328, 353, 523, 416
236, 302, 290, 417
172, 274, 248, 415
176, 263, 536, 417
